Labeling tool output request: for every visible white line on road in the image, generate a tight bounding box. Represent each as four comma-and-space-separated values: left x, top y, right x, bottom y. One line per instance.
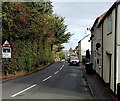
59, 64, 64, 70
54, 71, 59, 74
11, 84, 37, 98
43, 75, 52, 82
60, 67, 62, 70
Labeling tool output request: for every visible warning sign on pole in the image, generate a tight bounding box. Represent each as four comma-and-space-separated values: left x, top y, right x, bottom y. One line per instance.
2, 40, 11, 58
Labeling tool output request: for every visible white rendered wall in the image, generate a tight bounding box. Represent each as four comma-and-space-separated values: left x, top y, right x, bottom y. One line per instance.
103, 9, 115, 92
81, 34, 91, 56
116, 4, 120, 91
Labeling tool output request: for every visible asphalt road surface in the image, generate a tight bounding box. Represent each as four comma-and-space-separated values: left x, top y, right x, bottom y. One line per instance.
2, 61, 92, 99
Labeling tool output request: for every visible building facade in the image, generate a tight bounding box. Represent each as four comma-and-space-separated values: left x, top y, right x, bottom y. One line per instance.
91, 1, 120, 95
78, 29, 91, 62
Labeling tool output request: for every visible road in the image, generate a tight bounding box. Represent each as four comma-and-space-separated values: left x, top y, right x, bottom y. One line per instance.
2, 61, 92, 99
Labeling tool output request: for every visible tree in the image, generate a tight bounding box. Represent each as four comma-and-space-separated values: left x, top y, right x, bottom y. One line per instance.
69, 47, 73, 52
59, 50, 65, 60
2, 2, 72, 75
70, 52, 76, 56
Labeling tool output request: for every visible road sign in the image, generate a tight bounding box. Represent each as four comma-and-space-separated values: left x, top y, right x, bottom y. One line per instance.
2, 40, 10, 47
2, 40, 11, 58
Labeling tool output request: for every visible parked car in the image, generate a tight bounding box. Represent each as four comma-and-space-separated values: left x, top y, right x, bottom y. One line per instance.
69, 56, 80, 66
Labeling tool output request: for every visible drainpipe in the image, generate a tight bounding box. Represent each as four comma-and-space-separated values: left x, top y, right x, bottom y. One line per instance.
114, 2, 118, 94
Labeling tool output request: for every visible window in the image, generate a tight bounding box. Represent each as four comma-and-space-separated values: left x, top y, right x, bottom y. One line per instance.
108, 14, 112, 34
97, 59, 99, 64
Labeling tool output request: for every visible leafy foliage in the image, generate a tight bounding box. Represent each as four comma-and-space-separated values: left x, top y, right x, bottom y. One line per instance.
2, 2, 71, 75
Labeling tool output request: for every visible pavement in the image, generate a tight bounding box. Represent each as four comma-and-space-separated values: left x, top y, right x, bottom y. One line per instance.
2, 61, 117, 100
80, 64, 115, 99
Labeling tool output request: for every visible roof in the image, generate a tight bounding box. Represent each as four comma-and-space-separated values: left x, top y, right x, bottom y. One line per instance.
97, 12, 106, 26
78, 40, 81, 43
78, 34, 91, 44
75, 46, 78, 49
91, 17, 99, 31
91, 1, 120, 29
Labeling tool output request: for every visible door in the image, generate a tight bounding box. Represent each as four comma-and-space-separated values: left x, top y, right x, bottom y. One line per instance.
107, 54, 112, 86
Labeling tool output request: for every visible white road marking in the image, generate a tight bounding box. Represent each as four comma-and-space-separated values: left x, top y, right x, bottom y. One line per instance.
60, 67, 62, 70
43, 75, 52, 82
54, 71, 59, 74
62, 64, 64, 67
59, 64, 64, 70
11, 84, 37, 98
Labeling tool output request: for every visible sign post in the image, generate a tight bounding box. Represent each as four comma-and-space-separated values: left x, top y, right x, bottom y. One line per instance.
2, 40, 11, 58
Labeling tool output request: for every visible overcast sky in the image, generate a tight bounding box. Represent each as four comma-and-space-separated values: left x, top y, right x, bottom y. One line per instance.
51, 1, 115, 50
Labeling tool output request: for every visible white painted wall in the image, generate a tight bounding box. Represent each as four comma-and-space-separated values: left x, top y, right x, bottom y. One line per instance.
78, 41, 82, 62
116, 4, 120, 89
78, 31, 91, 62
81, 34, 91, 56
91, 2, 120, 94
103, 9, 116, 92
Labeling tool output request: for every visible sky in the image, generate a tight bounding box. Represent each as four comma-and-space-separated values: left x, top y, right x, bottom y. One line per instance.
51, 1, 115, 50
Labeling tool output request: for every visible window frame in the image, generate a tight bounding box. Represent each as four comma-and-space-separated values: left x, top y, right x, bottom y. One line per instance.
107, 13, 112, 34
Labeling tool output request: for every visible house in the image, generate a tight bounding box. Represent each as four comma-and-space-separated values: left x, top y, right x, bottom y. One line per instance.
78, 28, 91, 62
91, 0, 120, 95
91, 13, 105, 78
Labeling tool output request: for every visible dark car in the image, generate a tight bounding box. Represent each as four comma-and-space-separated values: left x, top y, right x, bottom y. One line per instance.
69, 56, 80, 66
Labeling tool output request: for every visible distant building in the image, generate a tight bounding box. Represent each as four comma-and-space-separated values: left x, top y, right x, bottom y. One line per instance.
77, 29, 91, 62
65, 50, 72, 61
91, 1, 120, 95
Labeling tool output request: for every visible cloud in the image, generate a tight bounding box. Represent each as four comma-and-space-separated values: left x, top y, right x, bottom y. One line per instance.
52, 2, 114, 49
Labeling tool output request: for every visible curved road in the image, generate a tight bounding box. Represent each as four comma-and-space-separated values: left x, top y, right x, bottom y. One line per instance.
2, 61, 92, 99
